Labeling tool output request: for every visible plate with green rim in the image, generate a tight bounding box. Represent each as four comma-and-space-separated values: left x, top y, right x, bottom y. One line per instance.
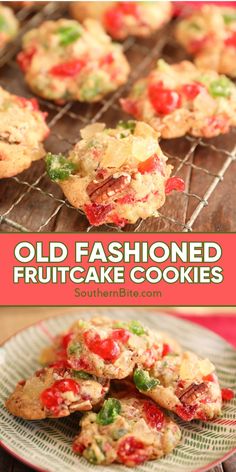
0, 308, 235, 472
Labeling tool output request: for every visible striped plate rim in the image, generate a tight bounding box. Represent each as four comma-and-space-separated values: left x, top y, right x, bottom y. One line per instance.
0, 308, 235, 472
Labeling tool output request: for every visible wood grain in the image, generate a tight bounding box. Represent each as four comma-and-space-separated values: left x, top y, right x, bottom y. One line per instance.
0, 16, 235, 233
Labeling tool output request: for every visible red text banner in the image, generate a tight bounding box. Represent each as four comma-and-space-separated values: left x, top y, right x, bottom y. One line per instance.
0, 233, 235, 306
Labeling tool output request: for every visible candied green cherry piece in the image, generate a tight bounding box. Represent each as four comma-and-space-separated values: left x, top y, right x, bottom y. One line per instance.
80, 75, 106, 101
134, 368, 160, 392
128, 320, 147, 336
187, 21, 203, 31
57, 24, 82, 46
72, 370, 93, 380
223, 12, 236, 24
84, 447, 99, 464
112, 428, 128, 440
0, 15, 8, 32
46, 153, 76, 181
97, 398, 121, 426
208, 76, 233, 98
117, 120, 136, 134
68, 342, 82, 356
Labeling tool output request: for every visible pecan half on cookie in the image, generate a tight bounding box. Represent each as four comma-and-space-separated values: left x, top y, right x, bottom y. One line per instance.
133, 350, 222, 421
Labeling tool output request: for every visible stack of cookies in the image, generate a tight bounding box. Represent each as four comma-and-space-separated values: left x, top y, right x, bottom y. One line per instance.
6, 316, 225, 467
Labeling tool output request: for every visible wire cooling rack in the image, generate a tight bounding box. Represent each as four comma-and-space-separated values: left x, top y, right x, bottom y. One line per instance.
0, 1, 236, 233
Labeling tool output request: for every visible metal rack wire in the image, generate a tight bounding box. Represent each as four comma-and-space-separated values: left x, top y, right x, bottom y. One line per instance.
0, 1, 235, 233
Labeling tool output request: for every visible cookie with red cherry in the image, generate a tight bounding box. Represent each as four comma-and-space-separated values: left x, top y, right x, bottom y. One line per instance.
67, 318, 167, 379
0, 86, 49, 179
121, 59, 236, 138
70, 1, 172, 40
73, 394, 181, 466
133, 350, 222, 421
5, 364, 109, 420
17, 18, 130, 103
175, 5, 236, 78
46, 121, 184, 227
39, 317, 115, 367
39, 316, 182, 369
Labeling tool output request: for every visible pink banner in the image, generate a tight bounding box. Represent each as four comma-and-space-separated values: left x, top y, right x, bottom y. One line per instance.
0, 233, 235, 306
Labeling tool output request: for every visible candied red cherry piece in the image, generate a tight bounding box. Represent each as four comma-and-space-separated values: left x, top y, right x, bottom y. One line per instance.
40, 387, 63, 410
111, 328, 130, 344
175, 404, 198, 421
18, 379, 26, 387
50, 59, 86, 77
204, 113, 230, 136
138, 154, 164, 175
143, 345, 159, 369
148, 81, 182, 115
49, 360, 70, 370
30, 97, 39, 110
73, 442, 85, 455
120, 98, 139, 118
84, 330, 121, 362
117, 436, 149, 466
181, 82, 205, 100
143, 400, 164, 430
221, 388, 234, 401
84, 202, 114, 226
203, 373, 216, 382
225, 32, 236, 48
69, 356, 92, 371
162, 343, 171, 357
17, 47, 36, 72
61, 332, 74, 350
188, 35, 210, 53
118, 1, 139, 16
100, 53, 114, 66
53, 379, 80, 395
95, 338, 121, 362
103, 6, 124, 37
165, 177, 185, 194
16, 96, 40, 111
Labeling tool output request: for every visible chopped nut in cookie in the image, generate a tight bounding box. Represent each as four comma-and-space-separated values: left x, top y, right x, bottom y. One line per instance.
5, 364, 109, 420
133, 350, 222, 421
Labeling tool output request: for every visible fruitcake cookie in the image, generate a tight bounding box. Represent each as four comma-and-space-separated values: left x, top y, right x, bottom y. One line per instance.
39, 316, 182, 367
39, 317, 113, 366
121, 59, 236, 139
17, 18, 130, 103
67, 318, 167, 379
175, 5, 236, 78
0, 87, 49, 179
46, 121, 184, 227
6, 364, 109, 420
133, 350, 222, 421
73, 395, 181, 466
70, 1, 172, 40
0, 4, 18, 49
